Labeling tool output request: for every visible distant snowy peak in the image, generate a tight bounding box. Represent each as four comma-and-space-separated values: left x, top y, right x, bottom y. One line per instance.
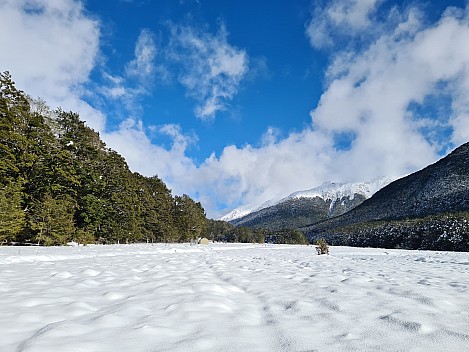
285, 177, 397, 203
220, 177, 397, 221
220, 198, 281, 222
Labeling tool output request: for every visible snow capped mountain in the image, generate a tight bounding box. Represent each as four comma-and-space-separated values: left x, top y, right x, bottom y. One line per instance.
284, 177, 397, 205
220, 177, 397, 222
303, 141, 469, 246
220, 198, 281, 222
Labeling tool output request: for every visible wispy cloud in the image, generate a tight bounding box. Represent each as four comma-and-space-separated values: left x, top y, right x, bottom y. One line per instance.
3, 1, 469, 219
158, 123, 198, 153
123, 3, 469, 219
97, 28, 166, 119
126, 29, 157, 83
186, 3, 469, 217
167, 22, 249, 120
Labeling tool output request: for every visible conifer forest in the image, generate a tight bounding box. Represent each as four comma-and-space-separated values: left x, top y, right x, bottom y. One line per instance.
0, 72, 307, 246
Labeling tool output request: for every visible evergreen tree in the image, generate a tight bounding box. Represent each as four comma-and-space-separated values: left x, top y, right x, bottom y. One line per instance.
0, 71, 30, 184
174, 194, 207, 242
134, 174, 177, 242
0, 72, 209, 246
52, 110, 108, 241
78, 194, 107, 239
205, 219, 235, 241
29, 194, 76, 246
98, 151, 141, 243
0, 180, 25, 244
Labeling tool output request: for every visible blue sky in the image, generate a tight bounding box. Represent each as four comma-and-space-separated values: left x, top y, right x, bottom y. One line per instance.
1, 0, 469, 218
86, 0, 323, 161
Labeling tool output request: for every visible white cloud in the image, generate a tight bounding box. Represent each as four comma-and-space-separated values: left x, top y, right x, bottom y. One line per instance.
191, 4, 469, 217
306, 0, 383, 49
108, 4, 469, 218
2, 1, 469, 220
126, 29, 157, 82
102, 119, 335, 218
103, 29, 158, 97
261, 127, 282, 146
167, 23, 249, 120
0, 0, 104, 131
97, 29, 165, 118
102, 120, 198, 193
158, 123, 198, 153
311, 5, 469, 175
329, 0, 381, 28
191, 129, 335, 216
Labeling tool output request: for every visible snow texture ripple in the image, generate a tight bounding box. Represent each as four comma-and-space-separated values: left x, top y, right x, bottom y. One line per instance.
1, 243, 468, 351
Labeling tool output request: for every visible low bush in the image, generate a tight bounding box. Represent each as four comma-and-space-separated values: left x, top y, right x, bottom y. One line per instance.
315, 238, 329, 255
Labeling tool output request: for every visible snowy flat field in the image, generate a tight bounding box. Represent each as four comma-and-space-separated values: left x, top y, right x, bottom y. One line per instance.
1, 244, 468, 352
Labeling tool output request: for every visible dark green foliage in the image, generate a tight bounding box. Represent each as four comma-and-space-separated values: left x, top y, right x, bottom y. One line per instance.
0, 72, 207, 245
301, 142, 469, 252
96, 150, 142, 243
229, 226, 263, 243
0, 72, 30, 185
174, 194, 207, 242
205, 219, 235, 242
267, 229, 308, 245
29, 194, 76, 246
134, 174, 176, 243
311, 212, 469, 251
0, 180, 25, 244
205, 219, 307, 245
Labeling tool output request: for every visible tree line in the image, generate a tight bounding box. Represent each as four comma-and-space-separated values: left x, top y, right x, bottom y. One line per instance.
0, 72, 206, 245
205, 220, 308, 245
0, 72, 309, 246
307, 212, 469, 251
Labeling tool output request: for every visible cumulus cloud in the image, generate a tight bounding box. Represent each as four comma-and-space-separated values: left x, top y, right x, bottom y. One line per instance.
192, 129, 336, 215
190, 3, 469, 217
101, 3, 469, 218
2, 0, 469, 219
306, 0, 383, 49
102, 119, 198, 193
108, 123, 335, 218
311, 5, 469, 176
167, 22, 249, 120
0, 0, 104, 130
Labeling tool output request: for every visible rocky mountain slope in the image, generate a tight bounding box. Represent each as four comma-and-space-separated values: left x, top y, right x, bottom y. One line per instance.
302, 142, 469, 251
226, 178, 396, 231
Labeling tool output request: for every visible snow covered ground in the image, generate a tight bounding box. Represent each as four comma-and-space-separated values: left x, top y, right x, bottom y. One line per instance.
1, 243, 468, 352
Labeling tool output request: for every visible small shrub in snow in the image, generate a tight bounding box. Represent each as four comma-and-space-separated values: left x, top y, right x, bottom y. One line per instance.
315, 238, 329, 255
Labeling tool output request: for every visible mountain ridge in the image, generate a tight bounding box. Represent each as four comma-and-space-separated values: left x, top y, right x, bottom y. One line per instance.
301, 141, 469, 250
224, 177, 397, 231
221, 177, 396, 222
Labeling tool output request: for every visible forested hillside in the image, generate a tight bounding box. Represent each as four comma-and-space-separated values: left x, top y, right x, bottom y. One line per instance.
302, 142, 469, 251
229, 195, 367, 231
0, 72, 206, 245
